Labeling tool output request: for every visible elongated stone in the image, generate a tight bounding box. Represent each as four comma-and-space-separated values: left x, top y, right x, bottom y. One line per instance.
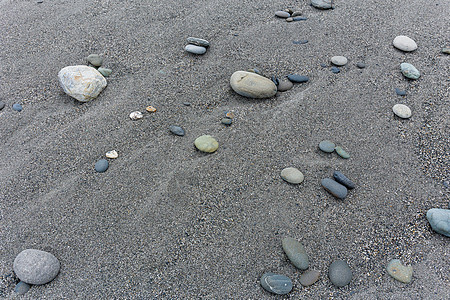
393, 36, 417, 52
187, 37, 210, 47
335, 146, 350, 158
321, 178, 348, 199
185, 44, 207, 55
333, 171, 355, 189
387, 259, 413, 283
260, 273, 293, 295
230, 71, 277, 99
169, 125, 185, 136
275, 11, 291, 18
311, 0, 332, 9
287, 74, 309, 83
282, 237, 309, 270
299, 270, 320, 286
400, 63, 420, 80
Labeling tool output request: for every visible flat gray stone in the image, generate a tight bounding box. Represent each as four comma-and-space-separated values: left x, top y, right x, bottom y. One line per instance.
280, 167, 304, 184
87, 54, 103, 67
13, 249, 60, 285
426, 208, 450, 237
387, 259, 413, 283
311, 0, 332, 9
277, 80, 293, 92
260, 273, 293, 295
287, 74, 309, 83
333, 171, 355, 189
329, 260, 352, 287
230, 71, 277, 99
319, 140, 335, 153
393, 35, 417, 52
187, 37, 209, 47
98, 67, 112, 77
400, 63, 420, 80
393, 104, 412, 119
169, 125, 185, 136
282, 237, 309, 270
331, 56, 348, 66
321, 178, 348, 199
58, 65, 107, 102
299, 270, 320, 286
185, 44, 207, 55
275, 11, 291, 18
15, 281, 31, 295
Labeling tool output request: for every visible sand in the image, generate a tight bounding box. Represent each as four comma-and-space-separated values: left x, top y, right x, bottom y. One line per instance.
0, 0, 449, 298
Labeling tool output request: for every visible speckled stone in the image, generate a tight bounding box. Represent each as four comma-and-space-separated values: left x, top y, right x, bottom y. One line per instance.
331, 56, 348, 66
169, 125, 185, 136
321, 178, 348, 199
400, 63, 420, 80
185, 44, 207, 55
280, 167, 304, 184
275, 11, 291, 18
282, 237, 309, 270
426, 208, 450, 237
277, 80, 294, 92
260, 273, 293, 295
187, 37, 210, 47
194, 135, 219, 153
311, 0, 332, 9
393, 35, 417, 52
95, 159, 109, 173
335, 146, 350, 159
58, 65, 107, 102
221, 118, 232, 125
13, 249, 60, 285
230, 71, 277, 99
287, 74, 309, 83
12, 103, 22, 112
393, 104, 412, 119
87, 54, 103, 67
329, 260, 352, 287
387, 259, 413, 283
319, 140, 335, 153
14, 281, 31, 295
299, 270, 320, 286
98, 67, 112, 77
333, 171, 355, 189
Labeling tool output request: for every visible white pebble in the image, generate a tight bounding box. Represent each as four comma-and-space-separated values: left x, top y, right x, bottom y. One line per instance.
392, 104, 412, 119
331, 56, 348, 66
105, 150, 118, 159
281, 167, 304, 184
393, 35, 417, 52
129, 111, 143, 120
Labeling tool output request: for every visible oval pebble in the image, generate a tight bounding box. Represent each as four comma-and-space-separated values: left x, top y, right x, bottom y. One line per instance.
311, 0, 333, 9
387, 259, 413, 283
393, 35, 417, 52
146, 106, 157, 113
105, 150, 118, 159
95, 159, 109, 173
13, 249, 60, 285
319, 140, 335, 153
277, 80, 293, 92
393, 104, 412, 119
292, 11, 302, 17
87, 54, 103, 67
321, 178, 348, 199
230, 71, 277, 99
15, 281, 31, 295
129, 111, 143, 120
299, 270, 320, 286
0, 101, 5, 110
260, 273, 293, 295
169, 125, 185, 136
194, 135, 218, 153
331, 56, 348, 66
442, 48, 450, 54
333, 171, 355, 189
356, 62, 366, 69
12, 103, 23, 112
400, 63, 420, 80
185, 44, 207, 55
280, 167, 304, 184
395, 88, 406, 96
287, 74, 309, 83
187, 37, 210, 47
275, 11, 291, 18
286, 17, 293, 22
426, 208, 450, 237
98, 67, 112, 77
221, 118, 232, 125
335, 146, 350, 159
282, 237, 309, 270
329, 260, 352, 287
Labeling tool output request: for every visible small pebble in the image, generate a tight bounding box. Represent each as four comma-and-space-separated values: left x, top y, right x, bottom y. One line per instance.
169, 125, 185, 136
287, 74, 309, 83
129, 111, 143, 120
356, 62, 366, 68
194, 135, 219, 153
319, 140, 335, 153
15, 281, 31, 295
275, 11, 291, 18
333, 171, 355, 189
87, 54, 103, 67
335, 146, 350, 159
105, 150, 118, 159
293, 16, 307, 21
442, 48, 450, 54
392, 104, 412, 119
311, 0, 333, 9
280, 167, 304, 184
277, 80, 294, 92
284, 9, 293, 14
321, 178, 348, 199
400, 63, 420, 80
286, 17, 293, 22
271, 76, 279, 86
248, 68, 261, 74
293, 40, 308, 44
183, 102, 191, 106
95, 159, 109, 173
146, 106, 157, 113
282, 237, 309, 270
320, 63, 328, 68
299, 270, 320, 286
330, 66, 340, 73
292, 11, 302, 17
387, 259, 413, 283
426, 208, 450, 237
331, 56, 348, 66
395, 88, 406, 96
0, 101, 5, 110
187, 37, 210, 47
185, 44, 207, 55
224, 111, 234, 119
221, 118, 232, 125
393, 35, 418, 52
329, 260, 352, 287
260, 273, 293, 295
12, 103, 22, 112
98, 67, 112, 77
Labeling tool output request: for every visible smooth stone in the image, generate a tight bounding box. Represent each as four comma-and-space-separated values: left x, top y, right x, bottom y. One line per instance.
286, 17, 293, 22
442, 48, 450, 54
282, 237, 309, 270
230, 71, 277, 99
356, 62, 366, 68
395, 88, 406, 96
221, 118, 232, 125
293, 16, 307, 21
321, 178, 348, 199
194, 135, 218, 153
185, 44, 207, 55
331, 56, 348, 66
387, 259, 413, 283
146, 106, 157, 113
187, 37, 209, 47
169, 125, 185, 136
333, 171, 355, 189
105, 150, 118, 159
400, 63, 420, 80
280, 167, 304, 184
0, 101, 5, 110
12, 103, 23, 112
292, 11, 302, 17
183, 102, 191, 106
277, 80, 293, 92
335, 146, 350, 159
129, 111, 143, 120
393, 35, 417, 52
329, 260, 352, 287
275, 11, 291, 18
330, 66, 340, 74
98, 67, 112, 77
260, 273, 293, 295
95, 159, 109, 173
287, 74, 309, 83
392, 104, 412, 119
15, 281, 31, 295
13, 249, 60, 285
87, 54, 103, 67
319, 140, 335, 153
311, 0, 333, 9
58, 65, 107, 102
426, 208, 450, 237
299, 270, 320, 286
293, 40, 308, 44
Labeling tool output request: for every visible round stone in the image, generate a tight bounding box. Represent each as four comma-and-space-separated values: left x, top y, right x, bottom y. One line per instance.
393, 104, 412, 119
393, 35, 418, 52
169, 125, 185, 136
187, 37, 210, 47
275, 11, 291, 18
335, 146, 350, 159
98, 67, 112, 77
287, 74, 309, 83
13, 249, 60, 285
194, 135, 219, 153
260, 273, 293, 295
282, 237, 309, 270
426, 208, 450, 237
333, 171, 355, 189
87, 54, 103, 67
321, 178, 348, 199
311, 0, 333, 9
277, 80, 294, 92
58, 65, 107, 102
356, 62, 366, 69
105, 150, 118, 159
12, 103, 23, 112
15, 281, 31, 295
400, 63, 420, 80
331, 56, 348, 66
129, 111, 143, 120
230, 71, 277, 99
319, 140, 335, 153
280, 167, 304, 184
0, 101, 5, 110
299, 270, 320, 286
95, 159, 109, 173
387, 259, 413, 283
330, 66, 340, 74
185, 44, 207, 55
221, 118, 232, 125
329, 260, 352, 287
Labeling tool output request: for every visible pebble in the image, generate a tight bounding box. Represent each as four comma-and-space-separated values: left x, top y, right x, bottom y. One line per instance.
277, 80, 294, 92
185, 44, 207, 55
335, 146, 350, 159
98, 67, 112, 77
330, 66, 340, 74
319, 140, 335, 153
169, 125, 185, 136
15, 281, 31, 295
271, 76, 279, 86
13, 249, 60, 285
247, 68, 261, 74
293, 40, 308, 44
442, 48, 450, 54
320, 63, 328, 68
105, 150, 118, 159
333, 171, 355, 189
284, 9, 293, 14
146, 106, 157, 113
331, 56, 348, 66
280, 167, 304, 184
292, 11, 302, 17
287, 74, 309, 83
187, 37, 210, 47
0, 101, 5, 110
221, 118, 232, 125
260, 273, 293, 295
194, 135, 219, 153
12, 103, 23, 112
129, 111, 143, 120
321, 178, 348, 199
58, 65, 107, 102
400, 63, 420, 80
95, 159, 109, 173
293, 16, 307, 21
393, 35, 418, 52
329, 260, 352, 287
299, 270, 320, 286
224, 111, 234, 119
387, 259, 413, 283
426, 208, 450, 237
395, 88, 406, 96
183, 102, 191, 106
87, 54, 103, 67
275, 11, 291, 18
311, 0, 333, 9
392, 104, 412, 119
282, 237, 309, 270
356, 62, 366, 68
286, 17, 293, 22
230, 71, 277, 99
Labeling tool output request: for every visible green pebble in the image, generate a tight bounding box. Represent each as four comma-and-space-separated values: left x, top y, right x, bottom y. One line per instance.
194, 135, 219, 153
400, 63, 420, 80
87, 54, 103, 67
335, 146, 350, 159
98, 67, 112, 77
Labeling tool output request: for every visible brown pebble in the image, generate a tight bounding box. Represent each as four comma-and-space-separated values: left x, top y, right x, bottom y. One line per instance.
299, 270, 320, 286
225, 111, 234, 119
146, 106, 157, 113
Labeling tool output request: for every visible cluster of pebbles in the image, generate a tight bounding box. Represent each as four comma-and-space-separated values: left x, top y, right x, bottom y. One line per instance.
184, 37, 210, 55
274, 8, 306, 22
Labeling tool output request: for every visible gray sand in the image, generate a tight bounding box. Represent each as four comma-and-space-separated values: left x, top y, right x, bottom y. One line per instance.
1, 0, 449, 298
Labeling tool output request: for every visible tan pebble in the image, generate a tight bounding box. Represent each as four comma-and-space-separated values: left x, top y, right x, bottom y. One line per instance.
129, 111, 143, 120
225, 111, 234, 119
146, 106, 157, 113
105, 150, 118, 159
286, 17, 293, 22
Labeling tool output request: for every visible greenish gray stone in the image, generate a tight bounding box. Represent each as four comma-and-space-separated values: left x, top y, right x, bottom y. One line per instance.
87, 54, 103, 67
282, 237, 309, 270
319, 140, 335, 153
194, 135, 219, 153
329, 260, 352, 287
335, 146, 350, 159
98, 67, 112, 77
311, 0, 332, 9
400, 63, 420, 80
426, 208, 450, 237
260, 273, 293, 295
299, 270, 320, 286
442, 48, 450, 54
280, 167, 304, 184
187, 37, 210, 47
221, 118, 232, 125
387, 259, 413, 283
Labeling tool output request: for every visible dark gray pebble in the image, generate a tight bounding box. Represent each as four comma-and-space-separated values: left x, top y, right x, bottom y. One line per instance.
331, 66, 340, 73
287, 74, 309, 83
169, 125, 185, 136
395, 88, 406, 96
221, 118, 232, 125
293, 40, 308, 44
15, 281, 31, 295
321, 178, 348, 199
260, 273, 293, 295
95, 159, 109, 173
293, 17, 307, 21
320, 63, 328, 68
329, 260, 352, 287
271, 76, 279, 86
183, 102, 191, 106
356, 62, 366, 69
0, 101, 5, 110
12, 103, 23, 112
333, 171, 355, 189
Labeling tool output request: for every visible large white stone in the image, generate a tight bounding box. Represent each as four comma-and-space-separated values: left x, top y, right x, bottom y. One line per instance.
392, 104, 412, 119
230, 71, 277, 99
58, 65, 107, 102
393, 35, 417, 52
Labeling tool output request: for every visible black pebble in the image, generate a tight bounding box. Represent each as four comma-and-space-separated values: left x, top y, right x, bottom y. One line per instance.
0, 101, 5, 110
333, 171, 355, 189
271, 76, 279, 86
